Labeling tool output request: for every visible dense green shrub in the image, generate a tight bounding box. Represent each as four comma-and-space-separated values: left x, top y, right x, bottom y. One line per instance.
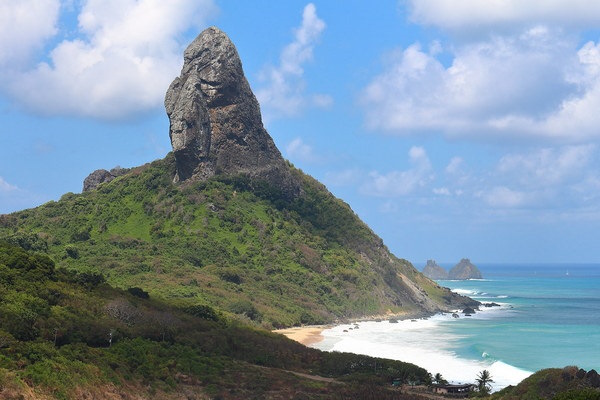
127, 287, 150, 299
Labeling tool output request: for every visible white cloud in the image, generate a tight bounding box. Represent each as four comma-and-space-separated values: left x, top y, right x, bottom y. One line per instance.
324, 169, 362, 187
408, 0, 600, 33
256, 3, 329, 118
311, 93, 334, 108
361, 27, 600, 141
1, 0, 217, 119
0, 176, 17, 192
286, 137, 316, 163
479, 186, 529, 209
0, 0, 60, 66
472, 146, 598, 209
433, 187, 451, 196
0, 177, 48, 214
497, 145, 594, 187
445, 157, 464, 175
361, 146, 433, 197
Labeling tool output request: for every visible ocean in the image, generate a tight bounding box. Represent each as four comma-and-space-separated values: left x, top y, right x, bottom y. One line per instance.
312, 263, 600, 391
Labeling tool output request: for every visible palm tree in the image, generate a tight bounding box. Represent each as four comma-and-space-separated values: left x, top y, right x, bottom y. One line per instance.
476, 369, 494, 394
433, 372, 448, 385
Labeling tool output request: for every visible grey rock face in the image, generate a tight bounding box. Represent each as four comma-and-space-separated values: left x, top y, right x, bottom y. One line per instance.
165, 27, 299, 197
448, 258, 483, 280
422, 259, 448, 280
83, 167, 129, 192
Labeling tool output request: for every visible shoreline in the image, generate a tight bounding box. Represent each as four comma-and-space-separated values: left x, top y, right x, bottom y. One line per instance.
310, 305, 531, 392
274, 326, 329, 346
274, 309, 438, 346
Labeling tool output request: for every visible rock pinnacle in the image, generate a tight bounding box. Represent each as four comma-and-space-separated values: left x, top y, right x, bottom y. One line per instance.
165, 27, 299, 197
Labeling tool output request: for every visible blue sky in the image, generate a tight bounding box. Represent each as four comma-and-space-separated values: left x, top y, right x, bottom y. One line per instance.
2, 1, 600, 264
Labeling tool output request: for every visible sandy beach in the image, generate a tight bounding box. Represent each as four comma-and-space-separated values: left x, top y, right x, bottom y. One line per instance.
273, 311, 430, 346
274, 326, 327, 346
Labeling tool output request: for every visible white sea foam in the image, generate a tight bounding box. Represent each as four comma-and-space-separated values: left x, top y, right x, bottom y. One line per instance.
453, 288, 479, 295
313, 314, 531, 392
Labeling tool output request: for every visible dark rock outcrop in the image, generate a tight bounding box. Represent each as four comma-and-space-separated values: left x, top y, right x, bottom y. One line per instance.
587, 369, 600, 387
165, 27, 300, 197
83, 167, 129, 192
462, 307, 476, 315
448, 258, 483, 280
482, 302, 501, 307
422, 259, 448, 280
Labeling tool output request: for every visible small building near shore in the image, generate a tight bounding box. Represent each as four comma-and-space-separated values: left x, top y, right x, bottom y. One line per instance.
433, 383, 476, 397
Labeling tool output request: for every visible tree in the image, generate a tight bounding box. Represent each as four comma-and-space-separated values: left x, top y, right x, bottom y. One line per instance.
476, 369, 494, 394
433, 372, 448, 385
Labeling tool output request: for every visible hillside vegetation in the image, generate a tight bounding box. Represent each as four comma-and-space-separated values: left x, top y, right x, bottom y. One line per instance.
0, 241, 437, 399
492, 366, 600, 400
0, 154, 470, 328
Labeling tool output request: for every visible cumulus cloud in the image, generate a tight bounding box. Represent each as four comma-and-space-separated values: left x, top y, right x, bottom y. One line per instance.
1, 0, 216, 119
361, 146, 433, 197
361, 26, 600, 141
256, 3, 330, 118
0, 0, 60, 66
286, 137, 317, 163
497, 145, 594, 187
357, 145, 599, 211
408, 0, 600, 33
470, 146, 598, 210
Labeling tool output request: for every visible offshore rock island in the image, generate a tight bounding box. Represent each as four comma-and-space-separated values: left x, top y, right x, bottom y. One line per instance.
422, 258, 483, 280
449, 258, 483, 280
422, 259, 449, 280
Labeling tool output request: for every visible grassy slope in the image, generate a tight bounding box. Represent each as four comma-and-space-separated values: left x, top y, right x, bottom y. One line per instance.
491, 367, 600, 400
0, 154, 471, 328
0, 241, 433, 400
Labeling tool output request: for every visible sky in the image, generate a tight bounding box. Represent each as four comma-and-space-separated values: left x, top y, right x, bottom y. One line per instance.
2, 0, 600, 265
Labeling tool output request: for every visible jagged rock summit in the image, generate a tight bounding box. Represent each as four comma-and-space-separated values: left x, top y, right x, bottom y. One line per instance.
449, 258, 483, 280
165, 27, 299, 197
422, 259, 448, 280
83, 167, 129, 192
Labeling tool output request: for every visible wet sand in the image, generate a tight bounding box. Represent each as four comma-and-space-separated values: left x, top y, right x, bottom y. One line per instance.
274, 326, 327, 346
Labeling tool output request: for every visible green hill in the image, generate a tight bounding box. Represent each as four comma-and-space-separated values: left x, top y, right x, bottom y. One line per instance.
0, 26, 478, 399
0, 27, 475, 329
0, 241, 436, 399
492, 366, 600, 400
0, 153, 473, 328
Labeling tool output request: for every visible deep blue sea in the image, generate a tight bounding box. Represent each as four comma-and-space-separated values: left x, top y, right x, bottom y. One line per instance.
314, 263, 600, 390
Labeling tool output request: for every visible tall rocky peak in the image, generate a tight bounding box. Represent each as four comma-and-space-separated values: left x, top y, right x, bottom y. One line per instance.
165, 27, 299, 197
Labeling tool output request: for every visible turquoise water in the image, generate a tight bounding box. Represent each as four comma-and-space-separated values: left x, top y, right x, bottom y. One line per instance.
438, 264, 600, 372
314, 264, 600, 390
